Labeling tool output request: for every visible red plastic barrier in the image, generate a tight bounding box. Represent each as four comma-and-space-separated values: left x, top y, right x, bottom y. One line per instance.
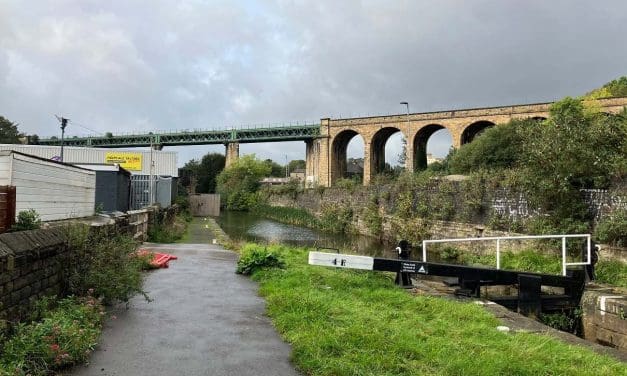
137, 249, 178, 268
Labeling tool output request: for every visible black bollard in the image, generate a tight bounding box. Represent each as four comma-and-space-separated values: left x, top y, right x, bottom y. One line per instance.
394, 240, 413, 287
583, 241, 599, 282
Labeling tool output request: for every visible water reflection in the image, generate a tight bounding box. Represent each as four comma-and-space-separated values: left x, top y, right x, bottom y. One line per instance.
216, 211, 402, 258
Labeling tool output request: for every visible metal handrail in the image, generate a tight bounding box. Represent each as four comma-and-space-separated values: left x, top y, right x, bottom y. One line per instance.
422, 234, 591, 276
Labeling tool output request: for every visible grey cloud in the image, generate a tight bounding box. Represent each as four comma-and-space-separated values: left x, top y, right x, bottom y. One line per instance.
1, 0, 626, 166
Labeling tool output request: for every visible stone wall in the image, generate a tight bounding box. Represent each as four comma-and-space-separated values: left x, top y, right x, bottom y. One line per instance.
581, 287, 627, 351
0, 228, 67, 323
265, 186, 627, 259
0, 205, 178, 324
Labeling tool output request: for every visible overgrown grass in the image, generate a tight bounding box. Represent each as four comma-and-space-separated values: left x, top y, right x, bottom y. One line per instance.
595, 260, 627, 288
148, 213, 189, 243
0, 296, 104, 376
65, 224, 149, 305
253, 205, 321, 229
244, 243, 626, 375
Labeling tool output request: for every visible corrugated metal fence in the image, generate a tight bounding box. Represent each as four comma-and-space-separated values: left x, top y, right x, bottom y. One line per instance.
0, 186, 16, 233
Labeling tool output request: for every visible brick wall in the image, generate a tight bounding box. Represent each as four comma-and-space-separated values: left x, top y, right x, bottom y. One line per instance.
0, 228, 67, 323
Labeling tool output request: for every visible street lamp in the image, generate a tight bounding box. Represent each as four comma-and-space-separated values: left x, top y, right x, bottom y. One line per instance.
55, 116, 68, 162
400, 102, 410, 168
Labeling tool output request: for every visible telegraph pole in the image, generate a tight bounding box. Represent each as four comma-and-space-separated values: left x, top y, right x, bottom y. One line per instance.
56, 116, 69, 162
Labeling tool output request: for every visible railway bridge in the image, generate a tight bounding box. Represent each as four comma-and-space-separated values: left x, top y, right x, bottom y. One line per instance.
38, 97, 627, 187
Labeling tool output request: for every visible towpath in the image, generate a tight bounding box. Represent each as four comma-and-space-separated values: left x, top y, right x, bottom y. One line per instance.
71, 219, 299, 376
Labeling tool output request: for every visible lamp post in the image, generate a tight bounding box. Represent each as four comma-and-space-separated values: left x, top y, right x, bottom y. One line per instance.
400, 102, 409, 169
59, 117, 68, 162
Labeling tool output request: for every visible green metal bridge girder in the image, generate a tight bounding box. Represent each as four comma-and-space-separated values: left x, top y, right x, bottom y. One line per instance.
37, 124, 321, 148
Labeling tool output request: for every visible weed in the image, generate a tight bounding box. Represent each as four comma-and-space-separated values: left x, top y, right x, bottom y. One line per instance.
595, 209, 627, 247
64, 224, 149, 305
236, 244, 285, 275
0, 295, 104, 376
12, 209, 41, 231
595, 259, 627, 288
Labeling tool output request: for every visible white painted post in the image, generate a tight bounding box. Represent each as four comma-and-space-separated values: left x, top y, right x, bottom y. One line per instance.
586, 235, 591, 264
496, 239, 501, 270
422, 240, 427, 262
562, 237, 567, 276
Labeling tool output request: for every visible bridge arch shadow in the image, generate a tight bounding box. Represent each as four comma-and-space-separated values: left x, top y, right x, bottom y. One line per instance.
331, 130, 365, 183
412, 124, 450, 170
370, 127, 403, 176
461, 120, 495, 145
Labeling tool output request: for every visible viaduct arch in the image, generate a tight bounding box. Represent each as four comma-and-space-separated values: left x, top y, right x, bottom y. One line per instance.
309, 97, 627, 187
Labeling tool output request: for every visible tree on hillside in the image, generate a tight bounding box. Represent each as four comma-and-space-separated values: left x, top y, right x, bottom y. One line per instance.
216, 155, 271, 210
0, 116, 23, 144
585, 76, 627, 99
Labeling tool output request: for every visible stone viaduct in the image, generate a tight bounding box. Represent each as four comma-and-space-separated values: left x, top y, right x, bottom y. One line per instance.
297, 97, 627, 187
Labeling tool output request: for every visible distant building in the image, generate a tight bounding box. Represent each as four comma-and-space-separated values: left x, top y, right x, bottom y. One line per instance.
426, 153, 443, 165
260, 177, 291, 186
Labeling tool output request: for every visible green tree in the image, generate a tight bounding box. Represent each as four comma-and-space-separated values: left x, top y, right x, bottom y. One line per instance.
0, 116, 23, 143
179, 153, 226, 194
447, 119, 528, 174
216, 155, 271, 210
264, 159, 285, 177
585, 76, 627, 99
520, 97, 627, 224
288, 159, 306, 172
197, 153, 225, 193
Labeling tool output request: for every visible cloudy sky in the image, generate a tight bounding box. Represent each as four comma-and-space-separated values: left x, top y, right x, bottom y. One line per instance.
1, 0, 626, 166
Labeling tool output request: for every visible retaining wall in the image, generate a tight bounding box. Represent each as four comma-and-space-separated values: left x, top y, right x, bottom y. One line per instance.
0, 205, 177, 324
581, 287, 627, 352
0, 228, 67, 323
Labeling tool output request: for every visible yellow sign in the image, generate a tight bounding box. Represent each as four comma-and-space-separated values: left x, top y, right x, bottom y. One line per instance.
105, 152, 143, 171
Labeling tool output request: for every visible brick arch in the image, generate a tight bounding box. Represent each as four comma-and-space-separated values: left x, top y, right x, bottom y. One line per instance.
368, 126, 405, 177
460, 120, 495, 145
330, 129, 365, 183
412, 124, 448, 171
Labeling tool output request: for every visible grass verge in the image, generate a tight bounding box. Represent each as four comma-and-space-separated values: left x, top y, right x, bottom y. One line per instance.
242, 243, 626, 375
148, 213, 190, 243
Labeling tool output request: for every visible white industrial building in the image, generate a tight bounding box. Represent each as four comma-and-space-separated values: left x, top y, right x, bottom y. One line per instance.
0, 151, 96, 221
0, 144, 177, 177
0, 145, 179, 210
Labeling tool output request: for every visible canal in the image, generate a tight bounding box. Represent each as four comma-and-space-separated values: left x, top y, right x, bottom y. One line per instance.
216, 210, 404, 259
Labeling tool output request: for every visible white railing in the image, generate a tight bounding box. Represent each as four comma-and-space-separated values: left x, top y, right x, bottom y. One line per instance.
422, 234, 591, 276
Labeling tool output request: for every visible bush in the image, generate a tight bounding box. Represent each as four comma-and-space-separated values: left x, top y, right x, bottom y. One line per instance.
0, 295, 104, 375
64, 225, 148, 305
319, 204, 353, 233
12, 209, 41, 231
595, 260, 627, 288
595, 209, 627, 247
236, 244, 285, 275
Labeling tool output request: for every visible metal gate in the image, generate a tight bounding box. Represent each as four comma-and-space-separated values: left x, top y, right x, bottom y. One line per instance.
189, 194, 220, 217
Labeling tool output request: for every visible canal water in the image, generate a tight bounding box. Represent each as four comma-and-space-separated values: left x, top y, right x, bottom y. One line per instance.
216, 211, 404, 259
